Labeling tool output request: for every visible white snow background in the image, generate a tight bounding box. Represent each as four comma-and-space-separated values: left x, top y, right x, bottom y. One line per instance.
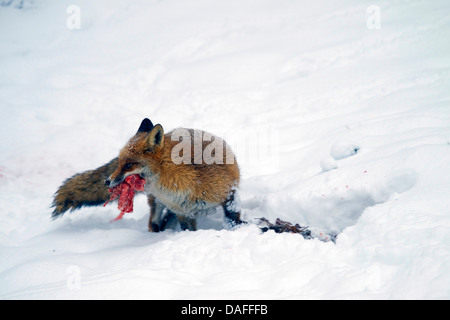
0, 0, 449, 299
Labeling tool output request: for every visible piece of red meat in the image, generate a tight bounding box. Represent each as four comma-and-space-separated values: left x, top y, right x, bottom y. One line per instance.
103, 174, 146, 221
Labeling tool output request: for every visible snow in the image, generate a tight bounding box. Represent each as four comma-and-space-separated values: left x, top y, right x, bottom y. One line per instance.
1, 0, 450, 299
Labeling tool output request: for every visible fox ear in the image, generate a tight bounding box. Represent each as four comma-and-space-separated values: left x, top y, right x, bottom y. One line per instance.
137, 118, 154, 134
146, 124, 164, 150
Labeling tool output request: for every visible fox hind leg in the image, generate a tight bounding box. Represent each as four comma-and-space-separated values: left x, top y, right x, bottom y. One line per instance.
222, 189, 245, 226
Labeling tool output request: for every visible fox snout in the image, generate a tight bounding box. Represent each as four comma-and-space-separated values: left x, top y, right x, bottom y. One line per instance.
104, 175, 122, 188
105, 171, 144, 188
105, 164, 128, 188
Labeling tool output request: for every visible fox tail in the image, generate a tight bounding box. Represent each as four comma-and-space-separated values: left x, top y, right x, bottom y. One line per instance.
51, 157, 119, 219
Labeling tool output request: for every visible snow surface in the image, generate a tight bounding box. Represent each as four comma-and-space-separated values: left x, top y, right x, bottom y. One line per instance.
1, 0, 450, 299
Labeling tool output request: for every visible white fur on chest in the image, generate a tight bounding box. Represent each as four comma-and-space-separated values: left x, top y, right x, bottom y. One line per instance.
144, 175, 216, 216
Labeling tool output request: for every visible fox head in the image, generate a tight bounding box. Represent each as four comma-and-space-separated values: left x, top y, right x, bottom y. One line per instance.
105, 118, 164, 188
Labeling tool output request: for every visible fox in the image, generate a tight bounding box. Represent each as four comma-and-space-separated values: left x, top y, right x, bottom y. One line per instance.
52, 118, 243, 232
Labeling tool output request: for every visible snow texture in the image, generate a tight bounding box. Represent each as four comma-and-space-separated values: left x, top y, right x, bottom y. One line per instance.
0, 0, 450, 299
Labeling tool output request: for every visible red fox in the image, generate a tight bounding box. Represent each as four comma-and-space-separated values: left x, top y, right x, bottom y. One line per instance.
52, 118, 243, 232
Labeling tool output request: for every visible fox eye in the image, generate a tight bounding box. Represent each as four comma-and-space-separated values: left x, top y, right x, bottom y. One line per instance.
124, 163, 134, 170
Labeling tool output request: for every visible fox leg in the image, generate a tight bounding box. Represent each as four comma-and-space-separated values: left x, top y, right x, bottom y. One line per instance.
148, 194, 165, 232
159, 210, 178, 231
148, 195, 178, 232
222, 189, 245, 226
148, 195, 158, 232
177, 214, 197, 231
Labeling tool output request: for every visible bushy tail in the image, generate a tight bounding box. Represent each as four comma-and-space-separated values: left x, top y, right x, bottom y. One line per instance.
51, 157, 119, 219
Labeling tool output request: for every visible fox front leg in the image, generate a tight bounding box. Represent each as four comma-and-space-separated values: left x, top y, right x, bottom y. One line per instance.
147, 195, 178, 232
